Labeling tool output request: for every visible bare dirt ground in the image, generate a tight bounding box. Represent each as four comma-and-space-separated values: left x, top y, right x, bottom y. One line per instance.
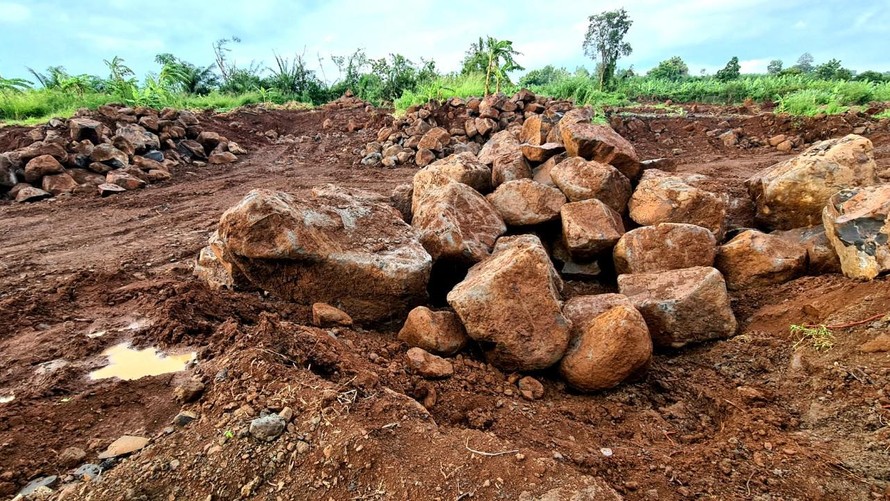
1, 101, 889, 500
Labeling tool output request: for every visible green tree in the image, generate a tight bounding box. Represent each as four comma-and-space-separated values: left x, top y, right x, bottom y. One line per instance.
647, 56, 688, 81
155, 53, 218, 94
582, 8, 633, 90
855, 70, 885, 82
793, 52, 814, 74
0, 74, 32, 94
715, 56, 741, 81
462, 36, 524, 95
767, 59, 783, 75
519, 65, 570, 87
814, 58, 852, 80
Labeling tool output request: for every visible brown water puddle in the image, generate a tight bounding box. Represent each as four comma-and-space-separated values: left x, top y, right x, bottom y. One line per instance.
89, 343, 196, 381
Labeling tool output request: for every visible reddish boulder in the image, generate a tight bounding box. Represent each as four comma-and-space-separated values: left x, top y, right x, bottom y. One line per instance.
772, 225, 841, 275
24, 155, 64, 183
559, 294, 652, 391
613, 223, 717, 274
822, 184, 890, 279
216, 188, 431, 322
478, 130, 532, 188
447, 234, 570, 371
417, 127, 451, 152
406, 347, 453, 379
559, 108, 641, 179
629, 171, 727, 239
91, 144, 129, 169
716, 230, 807, 289
106, 170, 146, 190
412, 177, 506, 263
746, 134, 878, 230
68, 118, 102, 144
550, 157, 631, 213
561, 199, 625, 259
14, 186, 52, 203
41, 172, 78, 195
618, 266, 737, 348
486, 179, 566, 226
398, 306, 468, 356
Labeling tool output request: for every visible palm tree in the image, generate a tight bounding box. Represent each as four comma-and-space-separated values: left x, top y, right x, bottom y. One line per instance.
482, 37, 523, 96
0, 75, 32, 94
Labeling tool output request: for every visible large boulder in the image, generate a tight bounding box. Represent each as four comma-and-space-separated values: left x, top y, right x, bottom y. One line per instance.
69, 118, 102, 144
629, 171, 727, 239
14, 185, 52, 203
412, 153, 492, 207
772, 225, 841, 275
447, 234, 570, 371
41, 173, 78, 196
24, 155, 64, 183
822, 185, 890, 280
550, 157, 631, 213
746, 134, 879, 230
618, 266, 737, 348
214, 188, 432, 322
715, 230, 807, 289
559, 108, 641, 180
398, 306, 469, 356
417, 127, 451, 152
412, 177, 506, 263
613, 223, 718, 274
106, 170, 146, 190
561, 199, 625, 259
559, 294, 652, 391
486, 179, 566, 226
91, 144, 129, 169
478, 130, 532, 188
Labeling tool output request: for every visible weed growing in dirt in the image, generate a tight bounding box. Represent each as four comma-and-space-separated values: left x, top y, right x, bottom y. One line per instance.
791, 324, 835, 351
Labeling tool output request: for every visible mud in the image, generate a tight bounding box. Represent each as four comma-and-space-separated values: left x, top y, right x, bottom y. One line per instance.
1, 102, 889, 500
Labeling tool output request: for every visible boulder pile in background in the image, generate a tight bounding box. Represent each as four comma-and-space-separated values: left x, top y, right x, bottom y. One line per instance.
0, 104, 244, 203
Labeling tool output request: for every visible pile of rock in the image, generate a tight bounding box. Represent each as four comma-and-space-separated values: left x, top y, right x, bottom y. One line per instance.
0, 104, 244, 203
197, 104, 889, 393
363, 90, 573, 168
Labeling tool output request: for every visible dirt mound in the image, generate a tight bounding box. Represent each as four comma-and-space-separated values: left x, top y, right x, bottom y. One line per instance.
1, 103, 890, 500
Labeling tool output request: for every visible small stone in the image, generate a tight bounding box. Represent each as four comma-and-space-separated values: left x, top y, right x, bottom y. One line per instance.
398, 306, 468, 356
249, 414, 287, 442
173, 380, 205, 403
98, 435, 149, 459
172, 411, 197, 426
98, 183, 126, 197
279, 406, 294, 423
58, 447, 87, 468
296, 441, 310, 454
311, 303, 353, 327
14, 186, 52, 203
17, 476, 58, 497
518, 376, 544, 400
406, 347, 454, 379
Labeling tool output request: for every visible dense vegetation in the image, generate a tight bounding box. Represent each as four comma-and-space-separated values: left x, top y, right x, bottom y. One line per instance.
1, 24, 889, 125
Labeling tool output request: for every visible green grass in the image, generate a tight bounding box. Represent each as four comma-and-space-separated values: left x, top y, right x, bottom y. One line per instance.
4, 72, 890, 126
791, 324, 835, 351
875, 109, 890, 119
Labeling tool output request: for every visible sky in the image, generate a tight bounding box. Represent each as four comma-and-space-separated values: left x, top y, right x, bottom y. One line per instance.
1, 0, 888, 83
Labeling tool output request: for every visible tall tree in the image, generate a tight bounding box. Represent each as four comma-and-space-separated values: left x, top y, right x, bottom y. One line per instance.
793, 52, 814, 74
715, 56, 741, 81
582, 8, 633, 90
767, 59, 783, 75
648, 57, 688, 81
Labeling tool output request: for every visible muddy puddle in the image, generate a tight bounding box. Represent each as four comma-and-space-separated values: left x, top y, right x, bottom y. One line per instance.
89, 343, 196, 381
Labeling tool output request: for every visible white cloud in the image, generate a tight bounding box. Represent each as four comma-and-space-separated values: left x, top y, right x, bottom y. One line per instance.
0, 1, 29, 23
739, 58, 769, 73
